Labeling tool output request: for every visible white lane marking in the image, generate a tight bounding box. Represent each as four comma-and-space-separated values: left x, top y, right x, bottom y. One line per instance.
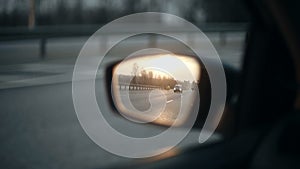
166, 99, 173, 103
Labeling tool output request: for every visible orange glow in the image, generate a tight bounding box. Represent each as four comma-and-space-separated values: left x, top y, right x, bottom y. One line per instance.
115, 54, 201, 82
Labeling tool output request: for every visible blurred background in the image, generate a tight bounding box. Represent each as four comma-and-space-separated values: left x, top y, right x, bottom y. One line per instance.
0, 0, 249, 88
0, 0, 248, 67
1, 0, 248, 26
0, 0, 249, 169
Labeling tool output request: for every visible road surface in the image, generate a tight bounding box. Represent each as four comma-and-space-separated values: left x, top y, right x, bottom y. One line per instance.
0, 80, 219, 169
117, 89, 198, 125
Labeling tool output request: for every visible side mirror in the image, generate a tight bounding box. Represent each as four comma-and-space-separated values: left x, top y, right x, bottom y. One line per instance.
110, 52, 202, 126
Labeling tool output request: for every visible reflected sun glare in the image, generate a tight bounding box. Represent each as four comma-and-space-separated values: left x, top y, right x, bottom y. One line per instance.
115, 54, 201, 82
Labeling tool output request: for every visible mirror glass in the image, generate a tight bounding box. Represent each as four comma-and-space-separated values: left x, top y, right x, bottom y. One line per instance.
111, 50, 201, 126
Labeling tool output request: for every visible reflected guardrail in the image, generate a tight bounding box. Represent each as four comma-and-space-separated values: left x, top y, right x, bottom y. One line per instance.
118, 82, 162, 90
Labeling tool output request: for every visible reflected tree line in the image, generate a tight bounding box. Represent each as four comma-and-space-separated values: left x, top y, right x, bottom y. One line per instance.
134, 70, 177, 90
118, 63, 197, 90
119, 72, 178, 90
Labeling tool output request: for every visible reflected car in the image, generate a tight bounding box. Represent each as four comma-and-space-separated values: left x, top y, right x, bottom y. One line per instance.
173, 84, 182, 93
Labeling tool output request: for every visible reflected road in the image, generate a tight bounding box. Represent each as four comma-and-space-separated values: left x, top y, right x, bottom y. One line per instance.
118, 89, 197, 124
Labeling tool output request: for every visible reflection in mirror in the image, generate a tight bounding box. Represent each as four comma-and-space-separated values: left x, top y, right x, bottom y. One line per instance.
112, 52, 201, 126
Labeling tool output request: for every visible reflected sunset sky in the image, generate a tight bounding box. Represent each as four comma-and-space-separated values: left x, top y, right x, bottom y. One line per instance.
115, 54, 201, 82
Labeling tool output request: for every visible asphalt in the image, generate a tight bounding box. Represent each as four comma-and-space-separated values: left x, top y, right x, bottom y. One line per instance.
0, 79, 221, 169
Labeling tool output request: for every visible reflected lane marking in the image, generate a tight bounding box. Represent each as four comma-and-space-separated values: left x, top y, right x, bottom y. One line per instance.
166, 99, 173, 103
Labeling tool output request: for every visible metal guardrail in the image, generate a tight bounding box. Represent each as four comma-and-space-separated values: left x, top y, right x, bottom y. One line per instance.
118, 83, 161, 90
0, 23, 248, 40
0, 23, 248, 58
0, 25, 99, 41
